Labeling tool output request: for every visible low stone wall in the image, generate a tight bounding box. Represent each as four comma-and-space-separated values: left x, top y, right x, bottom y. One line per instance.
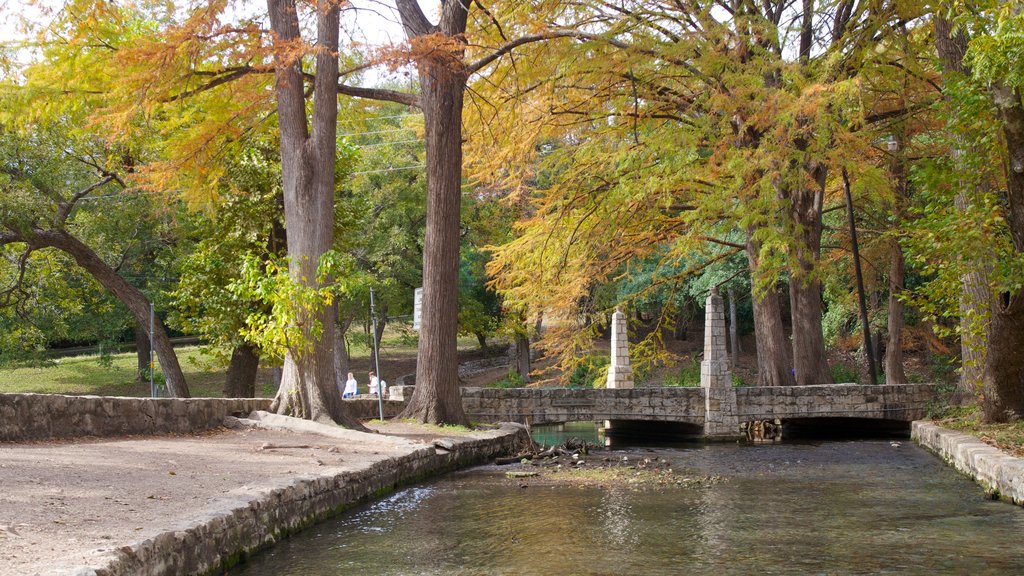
460, 387, 706, 426
88, 424, 529, 576
912, 421, 1024, 505
342, 398, 406, 420
0, 394, 271, 442
736, 384, 937, 422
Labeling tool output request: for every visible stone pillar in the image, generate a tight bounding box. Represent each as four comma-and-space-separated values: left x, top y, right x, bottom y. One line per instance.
702, 290, 740, 438
605, 308, 634, 389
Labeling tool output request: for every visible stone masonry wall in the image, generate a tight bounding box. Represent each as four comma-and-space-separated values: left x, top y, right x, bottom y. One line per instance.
89, 424, 531, 576
605, 308, 635, 389
0, 394, 271, 442
735, 383, 938, 421
460, 387, 706, 426
913, 421, 1024, 506
701, 292, 740, 437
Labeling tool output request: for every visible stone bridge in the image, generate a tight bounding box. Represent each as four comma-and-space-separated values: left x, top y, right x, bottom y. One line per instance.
399, 290, 941, 439
453, 383, 939, 435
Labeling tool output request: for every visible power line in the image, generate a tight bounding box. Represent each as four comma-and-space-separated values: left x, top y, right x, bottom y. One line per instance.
350, 164, 425, 175
341, 113, 423, 123
354, 138, 424, 148
338, 126, 417, 138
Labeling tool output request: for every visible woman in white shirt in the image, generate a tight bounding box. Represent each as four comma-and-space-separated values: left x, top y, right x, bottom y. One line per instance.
342, 372, 358, 398
368, 371, 380, 396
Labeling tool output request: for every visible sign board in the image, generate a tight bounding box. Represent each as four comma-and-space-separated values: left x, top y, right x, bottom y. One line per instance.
413, 287, 423, 331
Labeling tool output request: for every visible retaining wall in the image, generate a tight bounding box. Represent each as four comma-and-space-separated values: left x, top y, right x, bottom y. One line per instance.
85, 424, 529, 576
912, 421, 1024, 505
0, 394, 271, 442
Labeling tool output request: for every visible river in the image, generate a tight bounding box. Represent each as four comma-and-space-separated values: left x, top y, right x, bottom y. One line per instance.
229, 427, 1024, 575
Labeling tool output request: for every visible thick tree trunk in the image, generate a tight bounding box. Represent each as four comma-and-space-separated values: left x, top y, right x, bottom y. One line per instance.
934, 16, 990, 400
396, 0, 471, 425
133, 324, 151, 383
26, 229, 190, 397
475, 332, 488, 349
514, 331, 531, 383
787, 166, 833, 386
982, 87, 1024, 422
266, 0, 360, 428
224, 343, 259, 398
933, 14, 1024, 417
745, 233, 793, 386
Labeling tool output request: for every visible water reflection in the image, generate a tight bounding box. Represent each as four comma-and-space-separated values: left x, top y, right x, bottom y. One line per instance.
230, 440, 1024, 576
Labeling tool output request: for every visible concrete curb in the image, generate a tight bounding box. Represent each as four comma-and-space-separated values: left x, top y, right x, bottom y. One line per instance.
64, 422, 530, 576
912, 421, 1024, 505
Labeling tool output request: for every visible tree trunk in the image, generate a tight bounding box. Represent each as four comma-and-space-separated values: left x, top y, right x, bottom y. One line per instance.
728, 288, 740, 366
396, 0, 471, 425
934, 16, 991, 401
885, 241, 909, 384
133, 323, 151, 383
224, 343, 259, 398
334, 308, 354, 394
515, 331, 531, 383
673, 302, 689, 340
26, 229, 190, 397
787, 165, 834, 386
982, 85, 1024, 422
266, 0, 360, 428
475, 332, 488, 350
745, 233, 793, 386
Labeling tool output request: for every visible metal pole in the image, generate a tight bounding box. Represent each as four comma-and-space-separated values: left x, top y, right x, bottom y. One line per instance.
149, 303, 156, 398
842, 168, 878, 385
370, 287, 385, 421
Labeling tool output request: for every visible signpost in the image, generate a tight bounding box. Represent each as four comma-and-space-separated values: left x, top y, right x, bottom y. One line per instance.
412, 287, 423, 331
370, 287, 385, 421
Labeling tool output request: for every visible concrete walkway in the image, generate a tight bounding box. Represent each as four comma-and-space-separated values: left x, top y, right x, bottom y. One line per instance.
0, 417, 526, 576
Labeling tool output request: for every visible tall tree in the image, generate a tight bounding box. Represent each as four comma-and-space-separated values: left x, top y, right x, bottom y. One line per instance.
0, 129, 191, 396
264, 0, 361, 426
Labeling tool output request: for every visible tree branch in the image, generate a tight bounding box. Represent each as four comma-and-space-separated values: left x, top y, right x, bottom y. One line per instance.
337, 83, 421, 107
54, 174, 117, 224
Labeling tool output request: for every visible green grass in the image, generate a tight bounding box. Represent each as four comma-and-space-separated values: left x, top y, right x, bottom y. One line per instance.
0, 330, 484, 397
0, 346, 275, 398
936, 406, 1024, 458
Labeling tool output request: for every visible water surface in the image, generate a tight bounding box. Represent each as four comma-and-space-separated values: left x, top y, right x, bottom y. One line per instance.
230, 440, 1024, 575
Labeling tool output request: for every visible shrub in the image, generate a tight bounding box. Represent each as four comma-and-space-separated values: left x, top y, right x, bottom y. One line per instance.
830, 362, 860, 384
568, 355, 609, 389
492, 368, 526, 389
665, 356, 701, 387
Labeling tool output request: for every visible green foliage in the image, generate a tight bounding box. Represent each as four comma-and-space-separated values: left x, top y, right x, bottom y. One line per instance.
491, 368, 526, 389
830, 362, 860, 384
664, 357, 701, 387
229, 250, 358, 359
567, 355, 609, 389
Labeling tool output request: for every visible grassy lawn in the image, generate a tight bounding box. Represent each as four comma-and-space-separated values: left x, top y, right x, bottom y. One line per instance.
0, 347, 268, 398
935, 406, 1024, 458
0, 332, 487, 398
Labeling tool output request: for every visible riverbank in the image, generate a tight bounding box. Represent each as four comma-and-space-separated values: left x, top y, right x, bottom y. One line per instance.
913, 421, 1024, 505
0, 416, 528, 576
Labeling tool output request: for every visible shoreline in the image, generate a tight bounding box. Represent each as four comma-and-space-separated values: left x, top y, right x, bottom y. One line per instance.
912, 420, 1024, 506
0, 416, 528, 576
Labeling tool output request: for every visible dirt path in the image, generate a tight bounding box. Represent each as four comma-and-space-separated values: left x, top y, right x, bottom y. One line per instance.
0, 423, 472, 576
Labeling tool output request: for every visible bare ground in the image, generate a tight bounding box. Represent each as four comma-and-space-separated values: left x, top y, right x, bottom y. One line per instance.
0, 423, 472, 576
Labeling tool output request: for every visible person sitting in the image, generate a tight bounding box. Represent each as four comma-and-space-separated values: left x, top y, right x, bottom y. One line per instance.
342, 372, 358, 398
